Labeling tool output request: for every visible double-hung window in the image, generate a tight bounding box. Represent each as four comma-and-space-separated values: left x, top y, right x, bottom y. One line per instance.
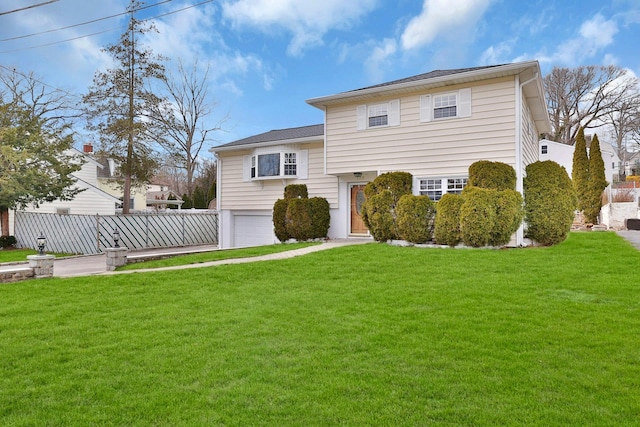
368, 104, 388, 127
357, 99, 400, 130
418, 177, 468, 201
420, 88, 471, 122
244, 150, 307, 181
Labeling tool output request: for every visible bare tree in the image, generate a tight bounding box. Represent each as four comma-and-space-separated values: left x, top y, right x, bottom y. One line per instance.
149, 60, 224, 199
605, 88, 640, 179
544, 65, 636, 144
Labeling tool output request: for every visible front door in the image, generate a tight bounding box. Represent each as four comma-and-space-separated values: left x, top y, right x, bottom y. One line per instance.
350, 184, 368, 235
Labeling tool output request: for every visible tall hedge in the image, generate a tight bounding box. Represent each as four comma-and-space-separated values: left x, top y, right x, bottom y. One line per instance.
396, 194, 436, 243
434, 193, 464, 246
273, 184, 330, 242
524, 160, 576, 246
468, 160, 517, 191
584, 133, 607, 224
285, 198, 313, 241
273, 198, 291, 242
572, 127, 590, 211
309, 197, 331, 239
491, 189, 524, 246
459, 187, 496, 247
361, 172, 413, 242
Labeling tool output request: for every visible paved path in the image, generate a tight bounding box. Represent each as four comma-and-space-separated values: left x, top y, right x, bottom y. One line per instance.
616, 230, 640, 251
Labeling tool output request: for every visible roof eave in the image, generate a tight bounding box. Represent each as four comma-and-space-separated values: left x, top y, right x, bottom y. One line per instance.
306, 60, 541, 108
212, 134, 324, 153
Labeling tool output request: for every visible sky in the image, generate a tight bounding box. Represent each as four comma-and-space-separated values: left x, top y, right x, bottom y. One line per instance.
1, 0, 639, 154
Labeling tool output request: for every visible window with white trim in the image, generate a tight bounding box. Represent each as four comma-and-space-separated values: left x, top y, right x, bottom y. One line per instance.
420, 88, 472, 122
418, 177, 468, 201
541, 145, 548, 155
243, 150, 308, 181
357, 99, 400, 130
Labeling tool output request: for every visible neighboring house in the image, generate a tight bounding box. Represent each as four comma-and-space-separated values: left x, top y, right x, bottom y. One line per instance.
539, 138, 619, 184
7, 147, 121, 234
213, 61, 551, 248
147, 181, 184, 210
93, 149, 147, 212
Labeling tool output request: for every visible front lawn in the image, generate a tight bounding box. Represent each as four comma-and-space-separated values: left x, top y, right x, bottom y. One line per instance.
0, 248, 39, 263
1, 232, 639, 426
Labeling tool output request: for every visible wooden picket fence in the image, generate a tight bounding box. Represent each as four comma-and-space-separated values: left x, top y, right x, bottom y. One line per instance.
15, 211, 218, 255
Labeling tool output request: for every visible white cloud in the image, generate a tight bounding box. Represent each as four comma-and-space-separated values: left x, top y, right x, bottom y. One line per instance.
400, 0, 495, 51
553, 14, 618, 64
364, 38, 397, 82
221, 0, 379, 56
479, 40, 516, 65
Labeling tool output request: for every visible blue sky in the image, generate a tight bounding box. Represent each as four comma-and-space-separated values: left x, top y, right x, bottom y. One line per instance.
1, 0, 639, 153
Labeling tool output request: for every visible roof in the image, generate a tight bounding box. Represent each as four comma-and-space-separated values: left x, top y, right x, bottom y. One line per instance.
213, 123, 324, 152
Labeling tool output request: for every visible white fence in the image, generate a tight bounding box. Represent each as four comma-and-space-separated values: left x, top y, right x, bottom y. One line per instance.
15, 211, 218, 255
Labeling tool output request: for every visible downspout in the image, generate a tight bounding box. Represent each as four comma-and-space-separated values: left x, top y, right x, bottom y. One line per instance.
323, 107, 327, 175
215, 153, 222, 249
516, 72, 539, 246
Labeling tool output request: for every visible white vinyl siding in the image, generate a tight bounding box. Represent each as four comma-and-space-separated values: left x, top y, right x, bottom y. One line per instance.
326, 77, 517, 178
219, 142, 338, 211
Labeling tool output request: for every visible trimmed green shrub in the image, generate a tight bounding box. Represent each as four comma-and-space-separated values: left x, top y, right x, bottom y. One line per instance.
524, 160, 576, 246
396, 195, 436, 243
273, 199, 291, 242
584, 133, 608, 224
434, 193, 464, 246
284, 184, 308, 199
468, 160, 517, 191
0, 235, 17, 248
572, 127, 589, 211
362, 189, 396, 242
490, 189, 524, 246
459, 187, 496, 247
361, 172, 413, 242
285, 198, 313, 241
309, 197, 330, 239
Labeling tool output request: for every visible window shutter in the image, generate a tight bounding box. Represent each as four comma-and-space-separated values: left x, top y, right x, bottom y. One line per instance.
412, 176, 420, 195
357, 105, 367, 130
388, 99, 400, 126
242, 155, 251, 182
299, 150, 309, 179
420, 95, 432, 122
458, 88, 472, 118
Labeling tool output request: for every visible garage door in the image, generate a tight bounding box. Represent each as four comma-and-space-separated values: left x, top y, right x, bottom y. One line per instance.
233, 214, 275, 247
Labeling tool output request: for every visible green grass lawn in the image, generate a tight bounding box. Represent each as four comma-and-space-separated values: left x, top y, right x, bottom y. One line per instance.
118, 242, 319, 270
1, 232, 639, 426
0, 248, 39, 262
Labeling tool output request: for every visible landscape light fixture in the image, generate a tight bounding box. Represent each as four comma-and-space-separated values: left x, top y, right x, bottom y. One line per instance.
113, 228, 121, 248
36, 232, 46, 256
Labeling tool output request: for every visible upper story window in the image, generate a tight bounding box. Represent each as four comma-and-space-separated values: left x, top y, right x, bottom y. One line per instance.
417, 177, 468, 201
420, 88, 471, 123
357, 99, 400, 130
244, 149, 308, 182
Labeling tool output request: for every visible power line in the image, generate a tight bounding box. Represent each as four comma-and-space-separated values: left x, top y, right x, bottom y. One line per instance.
0, 0, 215, 54
1, 0, 174, 42
0, 0, 59, 17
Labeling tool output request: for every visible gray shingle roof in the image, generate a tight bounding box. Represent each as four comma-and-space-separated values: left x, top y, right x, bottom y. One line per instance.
346, 64, 507, 93
215, 123, 324, 149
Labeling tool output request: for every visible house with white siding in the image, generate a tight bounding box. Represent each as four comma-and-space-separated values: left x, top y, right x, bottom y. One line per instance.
212, 61, 551, 248
539, 138, 619, 184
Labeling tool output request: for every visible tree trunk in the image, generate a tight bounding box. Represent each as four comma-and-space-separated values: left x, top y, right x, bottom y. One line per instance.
1, 206, 10, 237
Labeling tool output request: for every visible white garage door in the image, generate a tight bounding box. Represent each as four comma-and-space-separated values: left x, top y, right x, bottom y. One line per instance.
233, 214, 274, 247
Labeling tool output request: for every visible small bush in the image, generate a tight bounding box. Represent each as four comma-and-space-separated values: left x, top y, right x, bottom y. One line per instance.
434, 194, 464, 246
468, 160, 517, 191
490, 189, 524, 246
362, 189, 396, 242
396, 195, 436, 243
284, 184, 308, 199
0, 235, 17, 249
459, 187, 496, 247
524, 160, 576, 246
273, 199, 291, 242
309, 197, 330, 239
285, 198, 314, 241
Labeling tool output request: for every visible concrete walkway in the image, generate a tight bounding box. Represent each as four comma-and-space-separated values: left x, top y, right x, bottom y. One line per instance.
616, 230, 640, 251
53, 239, 373, 278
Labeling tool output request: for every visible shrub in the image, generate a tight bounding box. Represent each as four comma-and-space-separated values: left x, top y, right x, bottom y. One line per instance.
572, 127, 590, 211
459, 187, 496, 247
491, 189, 524, 246
362, 189, 397, 242
584, 133, 608, 224
434, 194, 464, 246
273, 199, 291, 242
309, 197, 330, 239
524, 160, 576, 246
468, 160, 517, 191
361, 172, 413, 242
0, 235, 17, 249
285, 198, 313, 241
396, 195, 436, 243
284, 184, 308, 199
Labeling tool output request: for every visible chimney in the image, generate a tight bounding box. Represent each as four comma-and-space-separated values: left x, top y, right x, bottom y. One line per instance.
83, 143, 93, 154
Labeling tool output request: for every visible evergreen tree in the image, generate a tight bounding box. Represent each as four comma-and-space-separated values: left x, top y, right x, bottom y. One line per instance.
571, 127, 589, 211
584, 134, 608, 223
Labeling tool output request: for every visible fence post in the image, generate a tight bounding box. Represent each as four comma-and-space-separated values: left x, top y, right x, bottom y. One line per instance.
96, 214, 101, 253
